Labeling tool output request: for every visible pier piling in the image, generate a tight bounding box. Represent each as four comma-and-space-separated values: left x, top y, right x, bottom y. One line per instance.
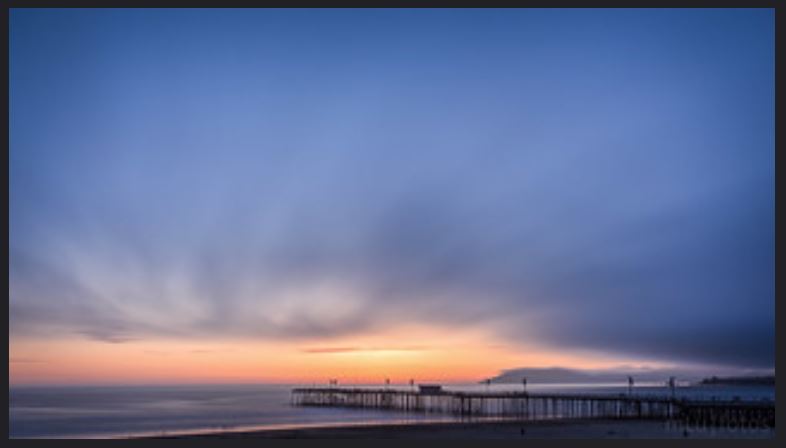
291, 387, 774, 428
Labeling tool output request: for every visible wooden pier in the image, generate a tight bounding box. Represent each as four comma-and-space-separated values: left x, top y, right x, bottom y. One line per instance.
291, 387, 774, 428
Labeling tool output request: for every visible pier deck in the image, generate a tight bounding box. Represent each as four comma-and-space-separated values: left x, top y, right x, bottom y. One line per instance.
291, 387, 774, 428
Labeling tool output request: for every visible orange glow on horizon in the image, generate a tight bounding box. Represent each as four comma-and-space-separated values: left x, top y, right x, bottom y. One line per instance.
9, 324, 667, 386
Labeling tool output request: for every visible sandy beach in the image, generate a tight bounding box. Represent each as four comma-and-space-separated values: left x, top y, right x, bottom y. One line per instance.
144, 419, 775, 439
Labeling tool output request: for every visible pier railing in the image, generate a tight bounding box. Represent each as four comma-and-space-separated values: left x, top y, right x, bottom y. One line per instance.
291, 387, 774, 428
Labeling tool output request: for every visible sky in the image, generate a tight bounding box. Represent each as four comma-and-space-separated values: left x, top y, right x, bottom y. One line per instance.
9, 8, 774, 385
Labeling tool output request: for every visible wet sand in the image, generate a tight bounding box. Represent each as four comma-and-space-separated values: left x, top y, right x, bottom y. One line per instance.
145, 419, 775, 439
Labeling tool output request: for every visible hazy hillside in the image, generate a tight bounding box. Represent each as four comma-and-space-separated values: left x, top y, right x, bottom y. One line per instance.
486, 366, 774, 384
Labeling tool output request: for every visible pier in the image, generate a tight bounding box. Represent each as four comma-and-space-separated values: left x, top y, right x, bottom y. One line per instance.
291, 387, 774, 428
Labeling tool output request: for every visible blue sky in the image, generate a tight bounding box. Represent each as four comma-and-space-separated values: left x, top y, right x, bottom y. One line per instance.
10, 8, 774, 375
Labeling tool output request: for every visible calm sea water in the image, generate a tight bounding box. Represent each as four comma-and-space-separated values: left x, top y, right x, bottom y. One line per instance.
9, 383, 775, 438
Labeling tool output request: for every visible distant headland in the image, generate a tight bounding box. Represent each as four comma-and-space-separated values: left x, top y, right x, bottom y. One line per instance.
699, 375, 774, 386
484, 366, 775, 385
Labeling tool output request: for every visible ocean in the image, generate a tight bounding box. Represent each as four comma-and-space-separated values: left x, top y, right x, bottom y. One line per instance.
9, 383, 775, 438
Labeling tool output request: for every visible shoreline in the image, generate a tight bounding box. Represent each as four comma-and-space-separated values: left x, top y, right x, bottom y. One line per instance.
139, 418, 775, 439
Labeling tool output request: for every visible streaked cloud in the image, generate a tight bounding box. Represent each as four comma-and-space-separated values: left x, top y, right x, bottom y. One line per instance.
302, 346, 430, 354
9, 8, 774, 380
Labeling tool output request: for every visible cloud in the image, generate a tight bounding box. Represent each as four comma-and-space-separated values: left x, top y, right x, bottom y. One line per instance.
77, 330, 138, 344
9, 8, 774, 372
9, 358, 46, 364
301, 345, 429, 354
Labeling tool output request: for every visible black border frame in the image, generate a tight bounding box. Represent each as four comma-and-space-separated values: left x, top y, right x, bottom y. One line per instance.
3, 2, 781, 446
